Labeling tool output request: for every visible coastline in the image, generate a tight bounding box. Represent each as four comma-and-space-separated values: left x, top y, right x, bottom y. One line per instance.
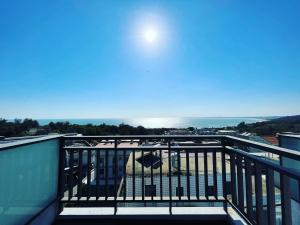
29, 117, 266, 128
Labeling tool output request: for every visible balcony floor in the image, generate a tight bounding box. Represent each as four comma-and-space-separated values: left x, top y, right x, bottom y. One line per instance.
54, 207, 231, 225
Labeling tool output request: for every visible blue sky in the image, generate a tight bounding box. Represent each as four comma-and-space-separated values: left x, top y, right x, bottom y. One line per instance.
1, 0, 300, 118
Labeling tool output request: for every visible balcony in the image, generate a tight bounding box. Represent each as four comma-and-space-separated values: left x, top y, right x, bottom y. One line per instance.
1, 135, 300, 225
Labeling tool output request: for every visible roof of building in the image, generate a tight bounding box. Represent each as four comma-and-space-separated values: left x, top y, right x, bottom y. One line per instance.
95, 142, 139, 148
261, 135, 279, 145
125, 150, 230, 176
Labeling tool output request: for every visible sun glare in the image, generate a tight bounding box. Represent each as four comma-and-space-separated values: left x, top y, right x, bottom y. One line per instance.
131, 12, 170, 54
144, 27, 158, 43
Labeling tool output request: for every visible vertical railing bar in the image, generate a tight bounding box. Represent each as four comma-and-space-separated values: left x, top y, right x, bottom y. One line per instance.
195, 151, 199, 200
142, 148, 145, 201
230, 153, 237, 205
280, 174, 292, 225
168, 139, 172, 214
123, 149, 127, 201
221, 150, 227, 212
160, 149, 163, 200
266, 168, 275, 225
236, 155, 244, 211
114, 139, 118, 215
114, 140, 117, 200
96, 150, 100, 199
204, 151, 208, 199
68, 150, 74, 200
255, 162, 263, 225
177, 149, 181, 200
245, 160, 254, 222
299, 179, 300, 204
186, 150, 190, 200
299, 179, 300, 203
151, 149, 154, 200
105, 149, 108, 200
213, 150, 218, 199
87, 149, 91, 200
77, 149, 83, 200
133, 149, 136, 200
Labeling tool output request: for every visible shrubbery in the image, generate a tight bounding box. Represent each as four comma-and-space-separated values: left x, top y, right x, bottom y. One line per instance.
0, 118, 169, 137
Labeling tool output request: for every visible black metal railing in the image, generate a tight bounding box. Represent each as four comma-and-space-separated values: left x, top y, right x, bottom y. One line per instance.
58, 135, 300, 225
223, 136, 300, 225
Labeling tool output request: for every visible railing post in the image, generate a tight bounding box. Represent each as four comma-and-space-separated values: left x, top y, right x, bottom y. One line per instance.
281, 174, 292, 225
123, 148, 127, 201
160, 149, 163, 200
114, 138, 118, 215
142, 148, 145, 201
266, 169, 275, 225
255, 163, 263, 225
236, 155, 244, 211
204, 151, 208, 199
186, 150, 190, 200
230, 152, 237, 205
212, 150, 217, 199
151, 148, 154, 200
78, 149, 83, 200
177, 148, 181, 200
132, 149, 136, 200
221, 137, 228, 212
68, 150, 74, 200
195, 150, 200, 200
96, 150, 100, 199
245, 160, 254, 222
168, 139, 172, 214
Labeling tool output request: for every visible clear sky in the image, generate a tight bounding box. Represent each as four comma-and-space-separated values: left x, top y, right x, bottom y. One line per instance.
1, 0, 300, 119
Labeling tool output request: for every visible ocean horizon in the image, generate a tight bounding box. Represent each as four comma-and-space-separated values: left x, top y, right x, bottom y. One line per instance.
28, 117, 268, 128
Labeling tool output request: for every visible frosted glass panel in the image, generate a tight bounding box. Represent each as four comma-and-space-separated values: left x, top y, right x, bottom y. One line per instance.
0, 139, 59, 225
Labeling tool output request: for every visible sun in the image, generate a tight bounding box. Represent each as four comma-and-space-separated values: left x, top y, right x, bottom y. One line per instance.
143, 27, 158, 44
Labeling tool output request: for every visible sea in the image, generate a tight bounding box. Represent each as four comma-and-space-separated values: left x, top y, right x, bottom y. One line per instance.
34, 117, 267, 128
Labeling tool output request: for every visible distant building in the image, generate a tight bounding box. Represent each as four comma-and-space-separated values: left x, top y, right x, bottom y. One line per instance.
196, 128, 216, 135
167, 129, 194, 135
87, 141, 138, 196
28, 128, 38, 135
216, 130, 237, 136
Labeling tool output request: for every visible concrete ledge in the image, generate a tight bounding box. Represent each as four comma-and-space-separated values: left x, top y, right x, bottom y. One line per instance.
61, 207, 226, 216
58, 207, 228, 223
58, 207, 248, 225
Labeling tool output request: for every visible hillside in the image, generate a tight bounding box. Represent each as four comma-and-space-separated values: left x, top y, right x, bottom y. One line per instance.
236, 115, 300, 135
271, 115, 300, 122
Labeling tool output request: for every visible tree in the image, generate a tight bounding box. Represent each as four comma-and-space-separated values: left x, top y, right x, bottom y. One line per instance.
237, 122, 247, 131
187, 127, 195, 132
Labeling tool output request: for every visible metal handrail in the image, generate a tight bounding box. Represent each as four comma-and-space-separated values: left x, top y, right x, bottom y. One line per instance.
63, 134, 300, 160
226, 135, 300, 160
226, 146, 300, 180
